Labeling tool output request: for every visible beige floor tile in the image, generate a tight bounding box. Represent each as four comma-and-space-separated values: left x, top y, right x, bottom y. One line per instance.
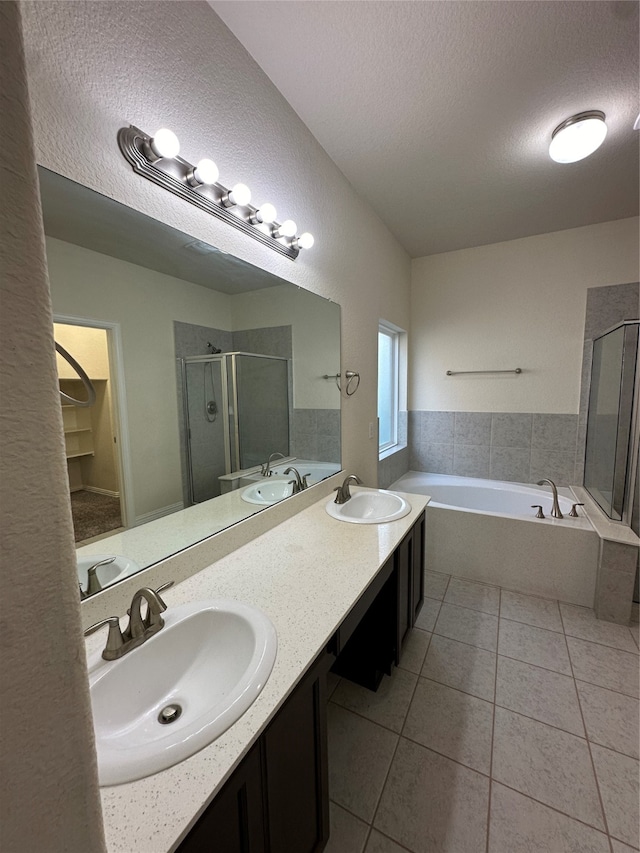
567, 637, 639, 698
332, 666, 418, 733
403, 678, 493, 774
325, 802, 369, 853
492, 707, 605, 830
415, 598, 441, 632
374, 738, 489, 853
498, 618, 571, 674
630, 622, 639, 649
500, 589, 562, 632
421, 633, 496, 701
577, 680, 640, 759
398, 628, 431, 674
364, 830, 407, 853
560, 604, 639, 653
444, 577, 500, 615
424, 571, 450, 601
495, 655, 583, 735
488, 782, 610, 853
434, 602, 498, 652
591, 744, 640, 849
327, 703, 398, 823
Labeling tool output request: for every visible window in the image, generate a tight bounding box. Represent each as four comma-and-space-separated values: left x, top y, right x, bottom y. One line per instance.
378, 321, 405, 456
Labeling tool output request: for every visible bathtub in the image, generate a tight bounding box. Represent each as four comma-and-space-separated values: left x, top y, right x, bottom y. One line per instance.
390, 472, 599, 607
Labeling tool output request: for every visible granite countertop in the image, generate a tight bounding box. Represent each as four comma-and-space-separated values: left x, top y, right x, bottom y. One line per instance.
88, 487, 428, 853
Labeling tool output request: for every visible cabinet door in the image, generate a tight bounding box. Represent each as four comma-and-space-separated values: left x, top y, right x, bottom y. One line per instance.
411, 513, 426, 622
263, 652, 331, 853
396, 532, 413, 658
177, 743, 265, 853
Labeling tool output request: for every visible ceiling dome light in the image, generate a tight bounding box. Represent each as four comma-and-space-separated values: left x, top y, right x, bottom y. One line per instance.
148, 128, 180, 160
221, 182, 252, 208
549, 111, 607, 163
250, 203, 277, 225
273, 219, 297, 239
295, 232, 315, 250
188, 158, 219, 187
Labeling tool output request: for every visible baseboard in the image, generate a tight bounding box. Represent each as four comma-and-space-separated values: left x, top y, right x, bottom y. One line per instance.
84, 486, 121, 499
134, 502, 184, 526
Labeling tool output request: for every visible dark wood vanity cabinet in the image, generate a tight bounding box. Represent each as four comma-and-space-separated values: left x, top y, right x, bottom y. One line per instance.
177, 650, 331, 853
178, 511, 425, 853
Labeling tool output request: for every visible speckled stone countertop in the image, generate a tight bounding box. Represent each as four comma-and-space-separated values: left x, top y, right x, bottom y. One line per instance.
87, 487, 428, 853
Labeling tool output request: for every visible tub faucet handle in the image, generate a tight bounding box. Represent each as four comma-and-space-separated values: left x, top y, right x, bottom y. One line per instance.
568, 503, 584, 517
531, 505, 545, 519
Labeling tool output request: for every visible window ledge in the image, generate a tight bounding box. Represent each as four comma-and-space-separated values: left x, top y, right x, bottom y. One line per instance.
379, 443, 407, 462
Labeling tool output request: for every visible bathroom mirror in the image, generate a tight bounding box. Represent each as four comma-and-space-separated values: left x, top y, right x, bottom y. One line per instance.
39, 167, 341, 596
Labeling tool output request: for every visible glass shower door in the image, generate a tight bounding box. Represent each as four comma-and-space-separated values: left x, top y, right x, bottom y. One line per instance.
584, 322, 638, 521
183, 358, 229, 503
233, 354, 289, 471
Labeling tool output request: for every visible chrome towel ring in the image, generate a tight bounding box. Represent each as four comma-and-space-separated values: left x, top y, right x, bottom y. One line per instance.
56, 342, 97, 407
323, 370, 361, 396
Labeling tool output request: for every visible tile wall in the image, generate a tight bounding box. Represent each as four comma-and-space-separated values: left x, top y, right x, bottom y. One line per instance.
291, 408, 341, 463
407, 411, 580, 485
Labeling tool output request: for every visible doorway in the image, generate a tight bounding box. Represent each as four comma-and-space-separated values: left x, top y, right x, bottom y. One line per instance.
54, 317, 131, 543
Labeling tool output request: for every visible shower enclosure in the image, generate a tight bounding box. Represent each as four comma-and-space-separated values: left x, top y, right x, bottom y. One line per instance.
584, 320, 639, 525
180, 352, 289, 505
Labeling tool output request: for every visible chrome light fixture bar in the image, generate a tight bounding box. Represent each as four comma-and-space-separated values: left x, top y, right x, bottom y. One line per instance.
118, 126, 314, 260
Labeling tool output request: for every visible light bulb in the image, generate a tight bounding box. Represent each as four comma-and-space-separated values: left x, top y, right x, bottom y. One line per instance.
275, 219, 297, 238
296, 232, 314, 250
549, 112, 607, 163
148, 128, 180, 160
229, 183, 251, 206
193, 158, 219, 185
257, 203, 277, 224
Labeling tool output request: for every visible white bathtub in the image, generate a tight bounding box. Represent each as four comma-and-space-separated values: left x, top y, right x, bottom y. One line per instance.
390, 472, 599, 607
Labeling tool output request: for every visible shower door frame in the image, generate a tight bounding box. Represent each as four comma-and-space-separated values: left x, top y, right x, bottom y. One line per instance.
180, 352, 290, 504
180, 354, 231, 506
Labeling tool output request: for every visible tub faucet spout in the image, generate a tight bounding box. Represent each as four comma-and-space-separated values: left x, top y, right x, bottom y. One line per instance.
536, 479, 563, 519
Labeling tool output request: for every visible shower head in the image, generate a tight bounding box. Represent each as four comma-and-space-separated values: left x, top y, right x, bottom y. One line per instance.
207, 343, 222, 354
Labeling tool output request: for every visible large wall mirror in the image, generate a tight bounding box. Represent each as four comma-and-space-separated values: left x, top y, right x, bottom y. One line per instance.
39, 168, 341, 598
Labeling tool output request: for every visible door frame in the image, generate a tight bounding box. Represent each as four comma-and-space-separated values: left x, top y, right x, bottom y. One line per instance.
53, 313, 134, 529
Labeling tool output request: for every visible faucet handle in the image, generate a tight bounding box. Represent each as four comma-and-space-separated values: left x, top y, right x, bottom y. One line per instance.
568, 503, 584, 518
84, 616, 125, 659
531, 505, 545, 519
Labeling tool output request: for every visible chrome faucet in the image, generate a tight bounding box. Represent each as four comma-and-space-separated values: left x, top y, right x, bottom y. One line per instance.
261, 452, 286, 477
84, 582, 173, 660
537, 479, 563, 519
333, 474, 363, 504
283, 466, 309, 494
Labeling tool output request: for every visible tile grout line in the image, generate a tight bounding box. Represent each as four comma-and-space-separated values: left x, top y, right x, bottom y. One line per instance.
559, 604, 614, 851
485, 586, 500, 853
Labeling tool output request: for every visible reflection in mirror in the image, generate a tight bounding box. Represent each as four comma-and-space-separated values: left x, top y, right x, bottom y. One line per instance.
39, 168, 341, 597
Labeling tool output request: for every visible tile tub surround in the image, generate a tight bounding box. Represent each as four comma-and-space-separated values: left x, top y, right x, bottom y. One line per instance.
83, 488, 428, 852
408, 410, 580, 485
326, 574, 639, 853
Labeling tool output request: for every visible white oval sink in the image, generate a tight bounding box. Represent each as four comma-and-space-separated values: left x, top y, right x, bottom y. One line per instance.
326, 489, 411, 524
88, 599, 277, 785
77, 554, 139, 590
241, 479, 294, 505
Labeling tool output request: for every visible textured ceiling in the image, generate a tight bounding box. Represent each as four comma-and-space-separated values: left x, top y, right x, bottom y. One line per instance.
211, 0, 639, 257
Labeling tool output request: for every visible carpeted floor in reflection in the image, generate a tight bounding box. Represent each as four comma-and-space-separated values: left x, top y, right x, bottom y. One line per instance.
70, 489, 122, 542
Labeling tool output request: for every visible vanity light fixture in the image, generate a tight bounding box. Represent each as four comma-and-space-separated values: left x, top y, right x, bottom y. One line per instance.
549, 111, 607, 163
250, 203, 277, 225
187, 158, 219, 187
221, 183, 252, 208
118, 125, 314, 259
145, 128, 181, 162
273, 219, 297, 239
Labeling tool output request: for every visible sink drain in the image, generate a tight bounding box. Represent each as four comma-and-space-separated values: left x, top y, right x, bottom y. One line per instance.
158, 704, 183, 724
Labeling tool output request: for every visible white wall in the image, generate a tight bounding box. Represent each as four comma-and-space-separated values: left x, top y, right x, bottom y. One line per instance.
411, 217, 639, 413
22, 0, 412, 487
